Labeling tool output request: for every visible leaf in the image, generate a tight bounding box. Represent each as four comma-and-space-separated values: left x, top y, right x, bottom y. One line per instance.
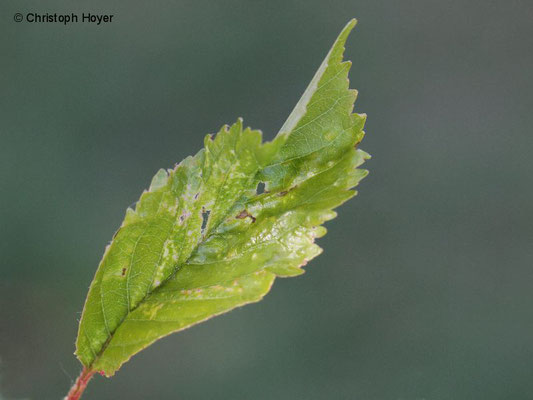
75, 19, 369, 376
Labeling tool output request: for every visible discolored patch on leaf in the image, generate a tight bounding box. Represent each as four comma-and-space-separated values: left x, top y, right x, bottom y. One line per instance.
235, 209, 256, 223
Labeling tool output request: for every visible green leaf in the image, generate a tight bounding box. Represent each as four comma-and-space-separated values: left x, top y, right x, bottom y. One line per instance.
75, 19, 369, 376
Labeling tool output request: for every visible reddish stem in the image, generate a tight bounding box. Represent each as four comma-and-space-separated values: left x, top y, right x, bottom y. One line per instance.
65, 367, 95, 400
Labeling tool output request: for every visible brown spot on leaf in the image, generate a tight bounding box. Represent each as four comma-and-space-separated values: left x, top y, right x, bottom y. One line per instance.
236, 209, 256, 223
277, 185, 298, 197
121, 267, 127, 276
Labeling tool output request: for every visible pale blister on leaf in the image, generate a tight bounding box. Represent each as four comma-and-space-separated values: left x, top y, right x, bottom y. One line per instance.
76, 19, 369, 376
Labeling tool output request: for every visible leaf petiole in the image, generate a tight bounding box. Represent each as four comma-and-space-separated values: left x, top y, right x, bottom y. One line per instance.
64, 367, 95, 400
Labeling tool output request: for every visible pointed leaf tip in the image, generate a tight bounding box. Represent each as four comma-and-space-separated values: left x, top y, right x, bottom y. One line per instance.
276, 19, 358, 138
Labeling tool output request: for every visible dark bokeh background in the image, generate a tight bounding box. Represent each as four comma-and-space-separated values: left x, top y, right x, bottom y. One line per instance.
1, 1, 532, 399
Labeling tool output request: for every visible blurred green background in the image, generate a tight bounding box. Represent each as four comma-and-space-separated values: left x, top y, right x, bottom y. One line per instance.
1, 0, 532, 399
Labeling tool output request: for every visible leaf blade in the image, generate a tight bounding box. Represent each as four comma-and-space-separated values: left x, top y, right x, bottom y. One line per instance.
76, 19, 369, 376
